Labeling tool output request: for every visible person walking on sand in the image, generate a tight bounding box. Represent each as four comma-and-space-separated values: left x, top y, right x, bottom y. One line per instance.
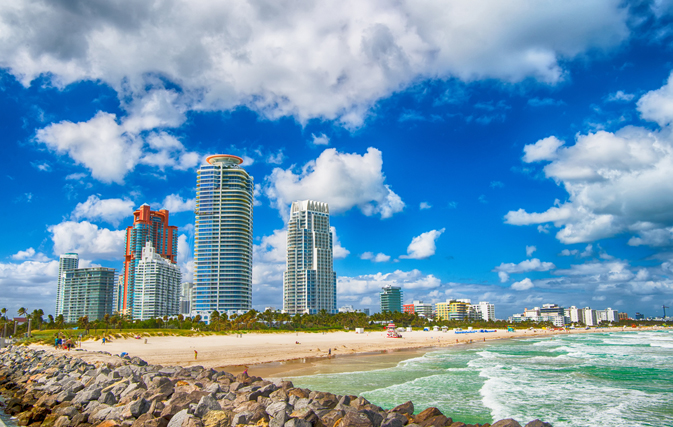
194, 350, 198, 360
243, 366, 248, 376
102, 337, 106, 345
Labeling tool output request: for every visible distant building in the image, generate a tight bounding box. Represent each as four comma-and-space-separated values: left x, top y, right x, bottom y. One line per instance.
473, 302, 496, 321
118, 204, 178, 316
436, 300, 474, 321
283, 200, 337, 315
380, 285, 403, 313
55, 253, 79, 317
583, 307, 598, 326
132, 241, 181, 320
618, 312, 628, 320
403, 303, 415, 314
604, 308, 619, 322
62, 267, 116, 323
635, 312, 644, 320
180, 282, 194, 315
566, 306, 584, 324
193, 154, 254, 320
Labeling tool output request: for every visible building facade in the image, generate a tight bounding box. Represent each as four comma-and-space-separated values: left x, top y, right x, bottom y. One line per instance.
477, 301, 496, 321
380, 285, 403, 313
62, 267, 116, 323
132, 241, 181, 320
55, 253, 79, 317
193, 155, 254, 320
118, 204, 178, 315
283, 200, 337, 315
180, 282, 194, 315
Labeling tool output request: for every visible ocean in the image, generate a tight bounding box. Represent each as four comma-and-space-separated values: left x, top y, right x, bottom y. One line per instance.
288, 330, 673, 427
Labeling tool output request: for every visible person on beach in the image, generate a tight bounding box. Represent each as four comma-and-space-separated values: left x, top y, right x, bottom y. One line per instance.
194, 350, 198, 360
328, 348, 331, 357
102, 337, 106, 345
243, 366, 248, 375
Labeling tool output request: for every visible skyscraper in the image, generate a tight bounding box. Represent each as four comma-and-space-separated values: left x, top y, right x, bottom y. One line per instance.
62, 267, 116, 323
283, 200, 337, 315
193, 154, 254, 320
118, 204, 178, 315
56, 253, 78, 316
380, 285, 402, 313
132, 241, 181, 320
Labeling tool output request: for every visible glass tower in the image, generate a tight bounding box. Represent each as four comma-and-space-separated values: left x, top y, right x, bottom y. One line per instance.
62, 267, 116, 323
117, 204, 178, 316
193, 154, 254, 320
56, 253, 79, 316
283, 200, 337, 315
380, 285, 402, 313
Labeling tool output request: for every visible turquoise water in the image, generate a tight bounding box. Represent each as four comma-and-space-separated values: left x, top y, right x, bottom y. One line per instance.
288, 330, 673, 427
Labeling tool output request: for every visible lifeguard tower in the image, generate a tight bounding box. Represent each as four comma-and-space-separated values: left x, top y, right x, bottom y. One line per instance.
386, 323, 402, 338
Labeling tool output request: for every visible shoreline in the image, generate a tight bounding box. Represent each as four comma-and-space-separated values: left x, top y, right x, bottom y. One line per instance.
32, 326, 669, 376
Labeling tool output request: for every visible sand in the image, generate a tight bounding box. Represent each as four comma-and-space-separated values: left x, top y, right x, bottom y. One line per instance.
55, 326, 638, 372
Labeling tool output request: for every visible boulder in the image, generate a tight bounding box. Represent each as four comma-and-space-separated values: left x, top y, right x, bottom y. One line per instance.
231, 411, 253, 426
99, 391, 117, 406
201, 410, 232, 427
194, 395, 221, 418
492, 420, 522, 427
391, 402, 414, 416
524, 421, 552, 427
382, 412, 408, 427
285, 419, 313, 427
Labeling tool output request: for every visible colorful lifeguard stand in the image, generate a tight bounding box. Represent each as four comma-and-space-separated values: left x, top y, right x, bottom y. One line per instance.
386, 323, 402, 338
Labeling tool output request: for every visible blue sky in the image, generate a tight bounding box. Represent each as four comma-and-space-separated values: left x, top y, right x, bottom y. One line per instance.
2, 0, 673, 319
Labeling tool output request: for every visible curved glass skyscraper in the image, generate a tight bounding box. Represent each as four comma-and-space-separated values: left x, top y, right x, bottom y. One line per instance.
193, 154, 254, 320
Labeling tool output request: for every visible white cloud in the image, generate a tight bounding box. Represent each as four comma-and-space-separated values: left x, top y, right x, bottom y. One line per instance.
252, 229, 288, 296
606, 90, 635, 102
264, 147, 404, 219
525, 245, 537, 257
522, 136, 565, 163
498, 271, 510, 283
10, 247, 50, 262
400, 228, 445, 260
162, 194, 196, 213
637, 71, 673, 126
0, 259, 60, 316
511, 278, 534, 291
490, 181, 504, 189
494, 258, 555, 274
338, 269, 441, 297
0, 1, 630, 128
628, 226, 673, 247
31, 161, 51, 172
331, 226, 350, 259
177, 234, 194, 282
65, 172, 87, 181
311, 133, 330, 146
560, 249, 578, 256
361, 252, 391, 263
507, 83, 673, 245
35, 111, 200, 184
49, 220, 126, 260
419, 202, 432, 210
266, 150, 286, 165
71, 195, 135, 226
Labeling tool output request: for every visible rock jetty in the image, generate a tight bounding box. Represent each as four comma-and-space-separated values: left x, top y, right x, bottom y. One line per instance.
0, 346, 551, 427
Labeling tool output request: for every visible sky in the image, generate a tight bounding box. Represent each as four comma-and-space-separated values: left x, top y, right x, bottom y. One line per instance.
2, 0, 673, 319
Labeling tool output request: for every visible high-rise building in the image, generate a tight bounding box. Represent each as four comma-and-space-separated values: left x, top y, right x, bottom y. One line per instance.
477, 301, 496, 321
180, 282, 194, 315
55, 253, 78, 316
132, 241, 181, 320
193, 155, 254, 320
283, 200, 336, 315
118, 204, 178, 315
404, 300, 434, 318
62, 267, 116, 323
380, 285, 402, 313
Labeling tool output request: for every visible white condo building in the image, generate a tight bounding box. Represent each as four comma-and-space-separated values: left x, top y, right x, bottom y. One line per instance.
567, 306, 584, 324
283, 200, 337, 315
476, 302, 496, 321
583, 307, 598, 326
56, 253, 79, 316
193, 154, 254, 320
132, 241, 181, 320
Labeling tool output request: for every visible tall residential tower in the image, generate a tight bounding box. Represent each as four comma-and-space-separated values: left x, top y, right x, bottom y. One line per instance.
283, 200, 337, 315
132, 241, 181, 320
380, 285, 402, 313
117, 205, 178, 315
55, 253, 79, 316
193, 154, 254, 320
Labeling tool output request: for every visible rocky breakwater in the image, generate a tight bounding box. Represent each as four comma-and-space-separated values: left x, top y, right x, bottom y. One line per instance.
0, 346, 552, 427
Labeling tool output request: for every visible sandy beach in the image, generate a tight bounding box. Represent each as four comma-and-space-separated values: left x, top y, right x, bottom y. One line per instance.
35, 326, 642, 374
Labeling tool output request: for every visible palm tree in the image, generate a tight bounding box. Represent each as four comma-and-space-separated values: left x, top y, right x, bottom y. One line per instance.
210, 310, 221, 332
177, 314, 184, 329
48, 314, 54, 328
103, 314, 110, 334
1, 307, 6, 321
56, 314, 64, 330
17, 307, 26, 318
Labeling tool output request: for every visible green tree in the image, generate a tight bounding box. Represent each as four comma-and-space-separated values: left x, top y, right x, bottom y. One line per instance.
55, 314, 64, 330
210, 310, 221, 332
17, 307, 26, 317
104, 314, 110, 334
0, 307, 6, 321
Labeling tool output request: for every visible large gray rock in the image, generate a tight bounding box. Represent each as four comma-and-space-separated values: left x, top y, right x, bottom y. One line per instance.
194, 395, 221, 418
382, 412, 408, 427
265, 401, 290, 419
524, 421, 552, 427
231, 411, 253, 426
285, 418, 312, 427
129, 398, 152, 418
99, 391, 117, 405
72, 387, 102, 404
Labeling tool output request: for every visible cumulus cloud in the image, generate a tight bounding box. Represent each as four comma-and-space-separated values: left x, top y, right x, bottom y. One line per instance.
419, 202, 432, 210
338, 269, 441, 297
361, 252, 391, 262
10, 248, 50, 262
331, 227, 350, 259
264, 147, 404, 219
606, 90, 635, 102
71, 195, 134, 226
494, 258, 555, 275
49, 220, 126, 260
177, 234, 194, 282
35, 111, 200, 184
0, 259, 60, 316
526, 245, 537, 257
400, 228, 445, 260
162, 194, 196, 213
311, 133, 330, 146
511, 278, 534, 290
506, 76, 673, 245
0, 1, 630, 128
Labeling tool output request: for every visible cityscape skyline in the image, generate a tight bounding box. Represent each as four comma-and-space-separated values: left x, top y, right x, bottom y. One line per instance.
2, 2, 673, 319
